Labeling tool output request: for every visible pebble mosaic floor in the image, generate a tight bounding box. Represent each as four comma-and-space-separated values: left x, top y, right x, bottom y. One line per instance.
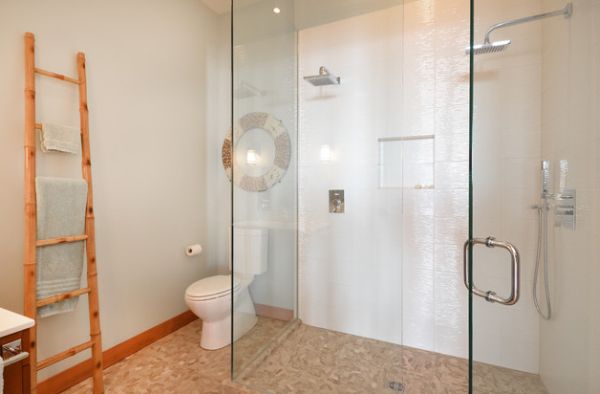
66, 318, 547, 394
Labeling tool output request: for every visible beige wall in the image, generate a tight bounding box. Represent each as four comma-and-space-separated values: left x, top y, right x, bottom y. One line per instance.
0, 0, 226, 376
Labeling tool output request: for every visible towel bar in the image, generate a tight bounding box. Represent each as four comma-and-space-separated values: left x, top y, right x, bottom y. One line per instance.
1, 351, 29, 368
1, 339, 29, 368
36, 287, 91, 308
36, 234, 88, 247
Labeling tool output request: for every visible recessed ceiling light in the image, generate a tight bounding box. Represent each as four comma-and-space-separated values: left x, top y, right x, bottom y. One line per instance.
273, 7, 281, 14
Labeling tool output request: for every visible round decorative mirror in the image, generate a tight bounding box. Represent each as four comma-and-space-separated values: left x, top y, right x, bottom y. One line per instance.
222, 112, 291, 192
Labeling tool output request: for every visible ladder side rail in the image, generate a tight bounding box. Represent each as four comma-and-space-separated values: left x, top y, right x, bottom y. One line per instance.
77, 52, 104, 394
23, 31, 38, 393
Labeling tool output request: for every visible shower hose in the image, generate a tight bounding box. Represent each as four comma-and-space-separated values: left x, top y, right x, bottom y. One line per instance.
533, 203, 552, 320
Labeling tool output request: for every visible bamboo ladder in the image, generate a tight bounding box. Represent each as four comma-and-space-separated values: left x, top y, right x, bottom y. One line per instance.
23, 32, 104, 393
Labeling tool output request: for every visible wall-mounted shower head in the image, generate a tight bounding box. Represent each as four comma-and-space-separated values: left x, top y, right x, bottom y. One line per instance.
469, 39, 512, 55
466, 3, 573, 55
304, 66, 340, 86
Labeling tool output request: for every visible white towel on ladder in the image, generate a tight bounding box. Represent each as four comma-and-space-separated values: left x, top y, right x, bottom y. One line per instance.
40, 123, 81, 154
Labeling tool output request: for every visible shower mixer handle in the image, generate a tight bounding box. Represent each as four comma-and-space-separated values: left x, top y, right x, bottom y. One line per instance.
463, 236, 521, 306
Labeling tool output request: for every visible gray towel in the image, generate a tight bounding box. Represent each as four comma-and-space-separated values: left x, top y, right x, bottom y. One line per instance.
40, 123, 81, 154
36, 177, 88, 318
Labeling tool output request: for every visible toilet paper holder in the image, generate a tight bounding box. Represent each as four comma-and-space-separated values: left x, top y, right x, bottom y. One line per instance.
186, 244, 202, 256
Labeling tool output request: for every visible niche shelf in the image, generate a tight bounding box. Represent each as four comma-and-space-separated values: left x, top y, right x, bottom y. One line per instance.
378, 135, 434, 189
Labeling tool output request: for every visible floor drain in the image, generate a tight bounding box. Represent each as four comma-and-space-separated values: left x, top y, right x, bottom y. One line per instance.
388, 381, 405, 392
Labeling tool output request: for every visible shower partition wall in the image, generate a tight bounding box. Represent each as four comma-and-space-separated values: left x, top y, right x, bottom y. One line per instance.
231, 0, 299, 377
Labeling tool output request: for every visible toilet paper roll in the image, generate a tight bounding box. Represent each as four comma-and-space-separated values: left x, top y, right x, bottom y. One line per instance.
186, 244, 202, 256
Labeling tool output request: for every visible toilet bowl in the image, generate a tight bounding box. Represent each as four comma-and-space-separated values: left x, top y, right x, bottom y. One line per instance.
185, 274, 257, 350
185, 227, 268, 350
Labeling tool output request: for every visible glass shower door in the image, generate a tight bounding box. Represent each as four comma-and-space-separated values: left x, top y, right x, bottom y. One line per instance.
230, 1, 413, 391
469, 0, 600, 393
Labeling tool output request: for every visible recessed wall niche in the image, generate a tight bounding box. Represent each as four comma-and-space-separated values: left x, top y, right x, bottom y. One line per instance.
378, 135, 434, 189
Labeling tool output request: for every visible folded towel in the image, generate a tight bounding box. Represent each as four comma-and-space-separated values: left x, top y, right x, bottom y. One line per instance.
36, 177, 88, 318
40, 123, 81, 154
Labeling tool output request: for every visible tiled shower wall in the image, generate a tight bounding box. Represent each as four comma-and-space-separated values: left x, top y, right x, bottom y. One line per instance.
538, 0, 600, 392
298, 1, 471, 357
298, 4, 406, 346
471, 0, 545, 374
298, 0, 545, 374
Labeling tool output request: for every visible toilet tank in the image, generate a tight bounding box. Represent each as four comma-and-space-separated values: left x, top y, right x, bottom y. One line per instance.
229, 227, 268, 276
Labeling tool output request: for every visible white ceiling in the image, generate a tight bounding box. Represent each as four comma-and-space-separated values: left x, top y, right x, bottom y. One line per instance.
201, 0, 406, 25
294, 0, 404, 30
201, 0, 230, 14
201, 0, 283, 15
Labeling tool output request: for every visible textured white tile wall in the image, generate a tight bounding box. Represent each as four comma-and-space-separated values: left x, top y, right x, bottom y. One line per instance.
298, 0, 549, 375
298, 4, 406, 346
431, 0, 471, 352
298, 0, 473, 358
471, 0, 546, 374
538, 0, 600, 392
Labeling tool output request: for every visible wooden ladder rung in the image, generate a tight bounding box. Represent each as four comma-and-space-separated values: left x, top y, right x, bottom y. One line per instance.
37, 340, 93, 371
34, 123, 81, 131
34, 67, 80, 84
36, 288, 91, 308
36, 234, 88, 247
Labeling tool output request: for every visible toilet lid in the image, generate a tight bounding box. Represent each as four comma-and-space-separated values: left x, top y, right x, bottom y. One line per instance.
186, 275, 240, 300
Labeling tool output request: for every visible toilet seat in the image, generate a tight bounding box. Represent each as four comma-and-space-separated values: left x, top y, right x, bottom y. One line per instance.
185, 275, 240, 301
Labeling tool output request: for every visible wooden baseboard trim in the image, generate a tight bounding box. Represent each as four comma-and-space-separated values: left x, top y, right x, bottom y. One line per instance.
38, 310, 198, 394
254, 303, 294, 321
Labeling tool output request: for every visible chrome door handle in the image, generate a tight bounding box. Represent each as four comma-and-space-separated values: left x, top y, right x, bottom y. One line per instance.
463, 236, 520, 305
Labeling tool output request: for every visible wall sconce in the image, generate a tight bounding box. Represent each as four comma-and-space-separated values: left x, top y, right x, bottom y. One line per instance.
320, 145, 332, 162
272, 0, 281, 14
246, 149, 259, 165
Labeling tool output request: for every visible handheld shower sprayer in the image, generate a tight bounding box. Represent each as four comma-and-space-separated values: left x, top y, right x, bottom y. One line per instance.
533, 160, 552, 320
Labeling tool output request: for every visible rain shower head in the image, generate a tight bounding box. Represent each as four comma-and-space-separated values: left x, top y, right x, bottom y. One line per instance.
466, 2, 572, 55
468, 39, 512, 55
304, 66, 340, 86
234, 81, 265, 99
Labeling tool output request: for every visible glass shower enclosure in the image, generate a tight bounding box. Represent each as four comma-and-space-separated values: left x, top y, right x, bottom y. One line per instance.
470, 0, 600, 393
228, 0, 599, 392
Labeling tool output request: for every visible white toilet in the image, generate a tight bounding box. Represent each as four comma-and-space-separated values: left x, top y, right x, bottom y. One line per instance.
185, 227, 268, 350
